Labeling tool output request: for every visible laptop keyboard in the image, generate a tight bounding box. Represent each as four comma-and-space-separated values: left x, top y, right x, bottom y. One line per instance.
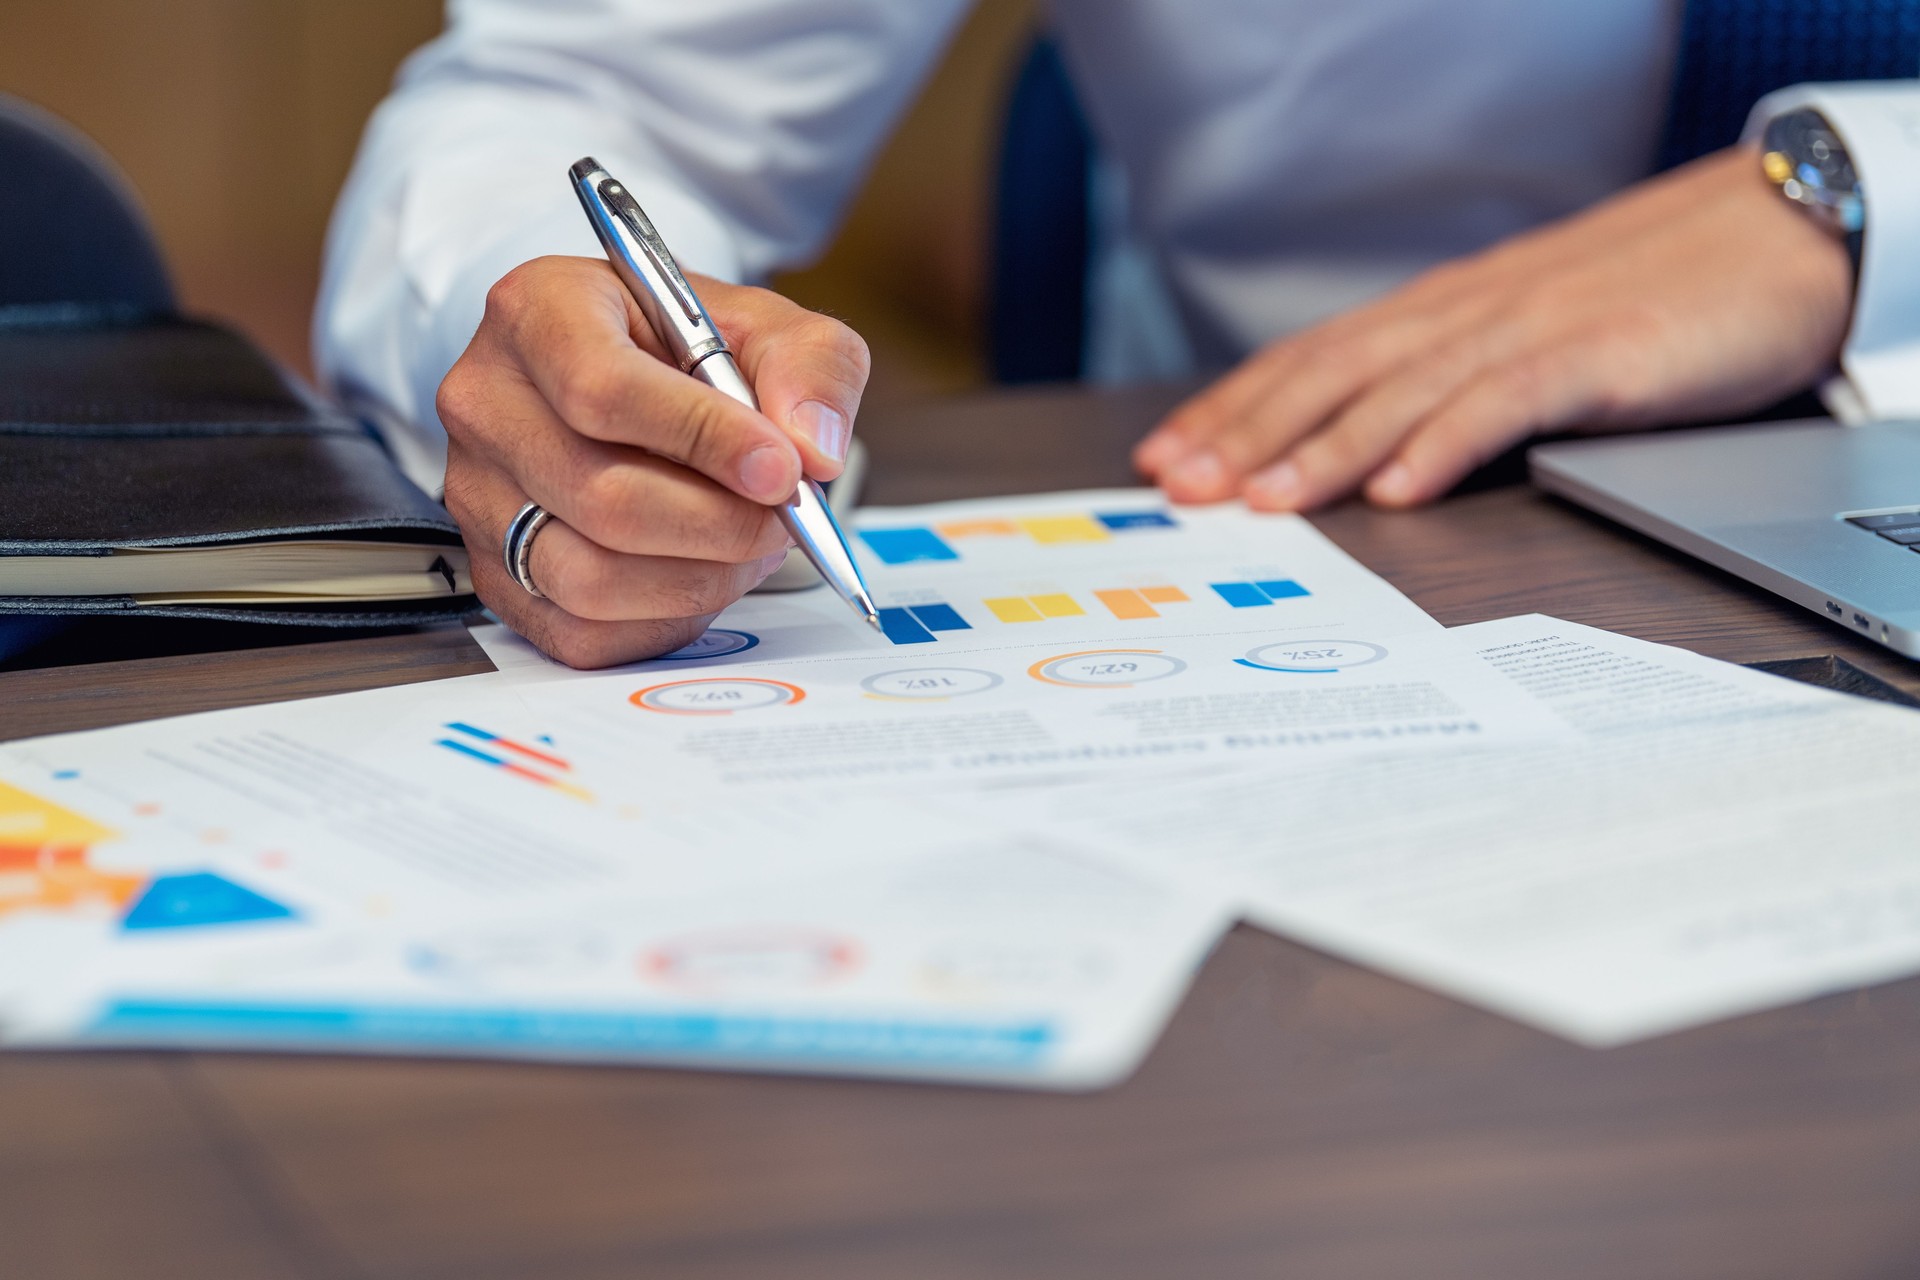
1845, 511, 1920, 548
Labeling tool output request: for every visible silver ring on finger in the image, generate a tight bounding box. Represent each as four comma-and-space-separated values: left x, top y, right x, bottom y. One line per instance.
502, 501, 553, 599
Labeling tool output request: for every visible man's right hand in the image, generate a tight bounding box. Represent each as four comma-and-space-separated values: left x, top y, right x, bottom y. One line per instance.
437, 256, 871, 668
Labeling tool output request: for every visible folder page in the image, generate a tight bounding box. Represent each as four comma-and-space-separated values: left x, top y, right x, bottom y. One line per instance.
970, 616, 1920, 1045
14, 842, 1229, 1090
470, 490, 1567, 788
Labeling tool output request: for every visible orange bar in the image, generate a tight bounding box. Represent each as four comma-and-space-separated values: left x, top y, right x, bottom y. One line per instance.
938, 519, 1021, 538
1094, 588, 1157, 620
1139, 585, 1189, 604
490, 736, 571, 771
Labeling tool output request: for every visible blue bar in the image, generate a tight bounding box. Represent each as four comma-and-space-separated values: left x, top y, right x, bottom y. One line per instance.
908, 603, 971, 632
436, 738, 506, 766
1096, 511, 1178, 531
91, 1000, 1055, 1066
877, 607, 937, 644
445, 721, 495, 742
1254, 579, 1309, 600
1210, 582, 1271, 608
858, 527, 959, 564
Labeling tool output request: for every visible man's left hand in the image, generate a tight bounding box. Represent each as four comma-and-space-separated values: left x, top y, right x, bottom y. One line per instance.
1134, 146, 1855, 511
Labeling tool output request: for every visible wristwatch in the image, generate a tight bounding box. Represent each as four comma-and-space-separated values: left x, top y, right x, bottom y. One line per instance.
1760, 108, 1864, 274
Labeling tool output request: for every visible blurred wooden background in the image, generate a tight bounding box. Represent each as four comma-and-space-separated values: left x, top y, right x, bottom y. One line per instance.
0, 0, 1036, 407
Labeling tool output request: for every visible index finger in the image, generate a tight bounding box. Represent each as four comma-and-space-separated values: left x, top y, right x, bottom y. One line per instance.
487, 257, 804, 507
700, 277, 872, 484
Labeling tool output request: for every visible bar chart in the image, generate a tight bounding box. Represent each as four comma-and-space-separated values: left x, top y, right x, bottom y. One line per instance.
871, 578, 1309, 645
877, 603, 973, 645
858, 508, 1179, 565
1209, 580, 1311, 607
434, 722, 594, 802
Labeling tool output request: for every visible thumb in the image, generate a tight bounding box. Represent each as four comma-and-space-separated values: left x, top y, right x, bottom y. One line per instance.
696, 276, 870, 482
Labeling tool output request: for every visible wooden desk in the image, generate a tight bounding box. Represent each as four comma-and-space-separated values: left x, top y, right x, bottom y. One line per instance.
5, 385, 1919, 1280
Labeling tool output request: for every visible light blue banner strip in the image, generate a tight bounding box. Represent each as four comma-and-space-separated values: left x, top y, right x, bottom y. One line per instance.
91, 1000, 1056, 1066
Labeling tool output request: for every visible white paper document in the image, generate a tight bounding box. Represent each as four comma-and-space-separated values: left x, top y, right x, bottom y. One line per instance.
0, 491, 1479, 953
471, 491, 1563, 787
12, 842, 1229, 1089
983, 615, 1920, 1045
0, 671, 1232, 1087
0, 673, 990, 1021
31, 485, 1902, 1081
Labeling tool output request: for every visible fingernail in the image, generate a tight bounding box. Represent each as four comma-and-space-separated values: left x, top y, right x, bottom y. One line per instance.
1247, 461, 1301, 507
756, 550, 788, 581
791, 400, 850, 462
739, 444, 796, 503
1370, 462, 1414, 504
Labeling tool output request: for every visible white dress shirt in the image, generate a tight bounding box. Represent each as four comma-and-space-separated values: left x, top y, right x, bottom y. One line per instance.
315, 0, 1920, 487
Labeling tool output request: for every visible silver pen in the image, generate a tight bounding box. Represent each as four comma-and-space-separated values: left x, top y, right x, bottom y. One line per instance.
568, 157, 882, 632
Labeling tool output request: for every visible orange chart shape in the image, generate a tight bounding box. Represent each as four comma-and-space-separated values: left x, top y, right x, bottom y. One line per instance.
0, 779, 142, 919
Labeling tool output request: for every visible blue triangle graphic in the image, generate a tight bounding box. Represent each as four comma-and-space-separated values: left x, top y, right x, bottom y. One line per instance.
121, 872, 298, 932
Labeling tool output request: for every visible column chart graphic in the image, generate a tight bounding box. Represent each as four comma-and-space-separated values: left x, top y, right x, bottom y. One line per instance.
986, 585, 1194, 623
1209, 579, 1311, 607
984, 594, 1085, 623
858, 528, 959, 565
858, 509, 1179, 565
435, 723, 594, 802
1092, 586, 1190, 620
877, 603, 973, 645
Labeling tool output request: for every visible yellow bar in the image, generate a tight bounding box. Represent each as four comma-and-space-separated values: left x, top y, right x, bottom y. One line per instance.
985, 596, 1044, 623
1030, 593, 1086, 618
1139, 585, 1189, 604
938, 519, 1021, 538
1095, 588, 1157, 620
1017, 516, 1110, 544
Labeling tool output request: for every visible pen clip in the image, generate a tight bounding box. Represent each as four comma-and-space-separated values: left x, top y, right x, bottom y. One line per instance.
594, 177, 706, 332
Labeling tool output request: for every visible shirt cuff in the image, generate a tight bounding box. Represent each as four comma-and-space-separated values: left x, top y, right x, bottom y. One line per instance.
1747, 82, 1920, 423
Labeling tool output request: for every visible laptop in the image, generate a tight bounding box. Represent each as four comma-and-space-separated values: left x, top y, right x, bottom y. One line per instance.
1529, 419, 1920, 658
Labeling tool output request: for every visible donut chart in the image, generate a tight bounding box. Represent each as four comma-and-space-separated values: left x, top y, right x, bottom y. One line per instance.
630, 677, 807, 715
861, 667, 1003, 701
1235, 640, 1388, 673
1028, 648, 1187, 688
641, 926, 862, 991
660, 629, 760, 660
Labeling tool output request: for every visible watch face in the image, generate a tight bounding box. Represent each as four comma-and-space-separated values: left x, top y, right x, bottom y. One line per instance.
1763, 109, 1863, 232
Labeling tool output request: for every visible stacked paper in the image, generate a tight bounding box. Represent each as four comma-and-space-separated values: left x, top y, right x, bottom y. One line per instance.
6, 489, 1920, 1087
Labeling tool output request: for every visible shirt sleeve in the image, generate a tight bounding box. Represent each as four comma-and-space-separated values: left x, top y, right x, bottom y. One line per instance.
1747, 81, 1920, 425
314, 0, 971, 486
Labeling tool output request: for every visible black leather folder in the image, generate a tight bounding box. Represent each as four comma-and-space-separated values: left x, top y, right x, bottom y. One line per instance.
0, 306, 475, 625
